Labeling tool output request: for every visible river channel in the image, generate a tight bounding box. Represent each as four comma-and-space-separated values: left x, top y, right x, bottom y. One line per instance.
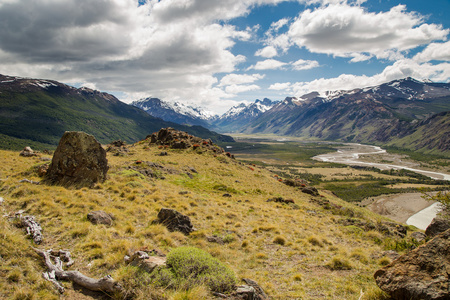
313, 143, 449, 229
313, 143, 450, 181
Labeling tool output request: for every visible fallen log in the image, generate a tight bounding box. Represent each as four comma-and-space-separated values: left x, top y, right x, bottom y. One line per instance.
33, 248, 123, 295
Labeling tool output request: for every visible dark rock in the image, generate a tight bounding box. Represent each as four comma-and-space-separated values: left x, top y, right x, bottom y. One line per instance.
301, 186, 319, 196
44, 131, 108, 188
179, 191, 190, 195
374, 229, 450, 300
20, 146, 38, 157
87, 210, 114, 226
223, 193, 232, 198
186, 172, 194, 179
159, 151, 168, 156
267, 197, 294, 205
37, 163, 49, 177
110, 140, 126, 147
425, 217, 450, 237
156, 208, 194, 235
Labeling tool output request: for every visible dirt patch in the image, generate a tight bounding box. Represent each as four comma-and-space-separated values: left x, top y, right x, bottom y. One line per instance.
362, 193, 436, 223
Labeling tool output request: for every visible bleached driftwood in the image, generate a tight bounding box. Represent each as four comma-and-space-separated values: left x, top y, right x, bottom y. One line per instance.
16, 212, 43, 244
34, 248, 123, 295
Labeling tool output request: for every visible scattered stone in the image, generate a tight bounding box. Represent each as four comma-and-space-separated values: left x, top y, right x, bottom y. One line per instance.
159, 151, 168, 156
207, 235, 225, 244
374, 229, 450, 300
0, 197, 3, 204
267, 197, 294, 205
234, 285, 256, 299
156, 208, 194, 235
106, 140, 129, 156
223, 193, 232, 198
87, 211, 114, 226
411, 231, 427, 243
301, 186, 319, 196
242, 278, 269, 300
19, 146, 38, 157
179, 191, 190, 195
186, 172, 194, 179
125, 251, 167, 274
44, 131, 108, 188
425, 217, 450, 238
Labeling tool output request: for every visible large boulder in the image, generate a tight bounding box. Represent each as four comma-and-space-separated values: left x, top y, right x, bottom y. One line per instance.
374, 229, 450, 300
44, 132, 108, 188
425, 217, 450, 237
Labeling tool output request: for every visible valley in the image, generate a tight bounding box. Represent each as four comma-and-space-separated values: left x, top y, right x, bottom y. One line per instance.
221, 135, 449, 229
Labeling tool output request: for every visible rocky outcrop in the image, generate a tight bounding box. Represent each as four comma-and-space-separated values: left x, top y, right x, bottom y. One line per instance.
44, 132, 108, 188
425, 217, 450, 237
374, 229, 450, 300
124, 251, 167, 274
156, 208, 194, 235
148, 128, 224, 153
19, 146, 38, 157
87, 211, 114, 226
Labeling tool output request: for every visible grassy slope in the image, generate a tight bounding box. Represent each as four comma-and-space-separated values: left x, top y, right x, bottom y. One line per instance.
0, 142, 426, 300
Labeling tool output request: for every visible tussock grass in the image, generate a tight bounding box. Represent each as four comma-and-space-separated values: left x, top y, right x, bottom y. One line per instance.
0, 143, 421, 299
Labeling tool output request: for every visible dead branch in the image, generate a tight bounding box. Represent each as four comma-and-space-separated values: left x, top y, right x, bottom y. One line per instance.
34, 248, 123, 295
16, 212, 43, 244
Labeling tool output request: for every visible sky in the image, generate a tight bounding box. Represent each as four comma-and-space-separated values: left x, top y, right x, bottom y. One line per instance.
0, 0, 449, 114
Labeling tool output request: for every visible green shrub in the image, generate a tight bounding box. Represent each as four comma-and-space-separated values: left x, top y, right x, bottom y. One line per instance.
165, 246, 237, 293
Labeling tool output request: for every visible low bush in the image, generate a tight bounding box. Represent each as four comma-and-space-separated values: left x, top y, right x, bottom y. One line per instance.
164, 246, 237, 293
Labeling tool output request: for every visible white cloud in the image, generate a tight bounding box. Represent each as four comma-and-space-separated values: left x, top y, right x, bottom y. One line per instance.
286, 3, 449, 61
289, 60, 450, 96
269, 82, 292, 90
219, 73, 265, 86
255, 46, 278, 58
0, 0, 280, 112
225, 84, 261, 94
248, 59, 288, 70
414, 41, 450, 62
292, 59, 319, 70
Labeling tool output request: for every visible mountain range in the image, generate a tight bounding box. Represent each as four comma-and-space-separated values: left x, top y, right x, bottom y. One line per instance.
0, 74, 233, 150
1, 74, 449, 156
131, 78, 450, 156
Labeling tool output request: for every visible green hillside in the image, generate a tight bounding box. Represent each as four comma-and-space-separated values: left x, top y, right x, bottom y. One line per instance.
0, 75, 233, 150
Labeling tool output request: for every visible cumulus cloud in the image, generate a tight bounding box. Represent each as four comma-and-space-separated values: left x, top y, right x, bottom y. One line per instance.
248, 59, 288, 70
269, 82, 292, 90
255, 46, 278, 58
414, 41, 450, 62
0, 0, 284, 112
287, 60, 450, 96
225, 84, 261, 94
268, 3, 449, 61
219, 73, 265, 86
292, 59, 319, 70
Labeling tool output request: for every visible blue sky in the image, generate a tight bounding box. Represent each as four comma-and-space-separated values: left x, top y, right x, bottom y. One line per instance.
0, 0, 449, 113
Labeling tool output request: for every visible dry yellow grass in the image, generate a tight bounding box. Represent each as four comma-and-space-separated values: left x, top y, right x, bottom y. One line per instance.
0, 140, 415, 299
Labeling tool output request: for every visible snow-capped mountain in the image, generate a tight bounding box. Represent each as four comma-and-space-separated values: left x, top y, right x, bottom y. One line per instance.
212, 98, 277, 132
239, 77, 450, 154
131, 97, 216, 127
